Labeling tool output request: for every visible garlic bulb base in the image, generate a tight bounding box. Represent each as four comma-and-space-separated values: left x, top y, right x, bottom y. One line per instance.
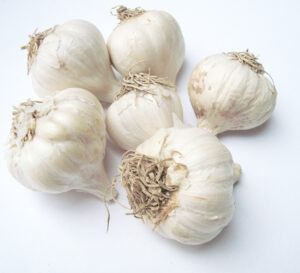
114, 5, 145, 22
21, 27, 56, 74
119, 150, 179, 228
226, 50, 265, 74
114, 72, 175, 101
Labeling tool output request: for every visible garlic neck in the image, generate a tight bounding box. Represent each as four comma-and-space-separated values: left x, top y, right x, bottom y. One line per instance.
100, 79, 122, 104
197, 118, 222, 135
114, 6, 146, 22
77, 164, 117, 201
226, 50, 265, 74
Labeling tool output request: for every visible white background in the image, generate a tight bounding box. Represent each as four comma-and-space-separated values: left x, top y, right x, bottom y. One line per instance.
0, 0, 299, 272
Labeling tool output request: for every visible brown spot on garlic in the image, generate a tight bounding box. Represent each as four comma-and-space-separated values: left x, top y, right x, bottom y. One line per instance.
172, 226, 190, 239
195, 108, 206, 118
192, 196, 207, 201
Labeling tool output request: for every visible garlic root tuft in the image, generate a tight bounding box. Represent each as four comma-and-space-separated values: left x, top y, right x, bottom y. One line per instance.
112, 5, 146, 22
119, 150, 179, 229
226, 49, 265, 74
115, 72, 175, 100
10, 99, 53, 148
21, 27, 56, 74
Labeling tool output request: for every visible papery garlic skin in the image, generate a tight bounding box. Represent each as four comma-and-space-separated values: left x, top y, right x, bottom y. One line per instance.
7, 88, 115, 200
188, 52, 277, 135
106, 75, 183, 150
134, 124, 240, 245
107, 8, 185, 83
24, 19, 120, 103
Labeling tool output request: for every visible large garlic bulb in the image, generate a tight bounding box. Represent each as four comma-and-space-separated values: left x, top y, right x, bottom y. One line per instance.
6, 88, 115, 200
22, 19, 120, 103
118, 119, 241, 245
107, 6, 185, 83
188, 50, 277, 135
106, 73, 183, 150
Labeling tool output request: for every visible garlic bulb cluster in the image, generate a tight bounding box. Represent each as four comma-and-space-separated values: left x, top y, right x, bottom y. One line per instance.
118, 119, 241, 245
188, 50, 277, 135
106, 72, 183, 150
7, 88, 116, 200
107, 6, 185, 83
22, 19, 120, 103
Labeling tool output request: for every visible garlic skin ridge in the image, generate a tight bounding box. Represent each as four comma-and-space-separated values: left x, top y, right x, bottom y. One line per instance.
23, 19, 120, 103
6, 88, 116, 200
106, 77, 183, 150
188, 51, 277, 135
107, 8, 185, 83
133, 123, 241, 245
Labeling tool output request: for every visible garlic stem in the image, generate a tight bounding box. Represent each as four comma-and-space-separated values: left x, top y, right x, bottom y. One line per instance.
233, 164, 241, 185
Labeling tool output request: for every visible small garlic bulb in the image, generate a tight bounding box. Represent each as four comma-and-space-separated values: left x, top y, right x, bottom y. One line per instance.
22, 19, 120, 103
106, 73, 183, 150
188, 50, 277, 134
6, 88, 116, 200
118, 119, 241, 245
107, 6, 185, 83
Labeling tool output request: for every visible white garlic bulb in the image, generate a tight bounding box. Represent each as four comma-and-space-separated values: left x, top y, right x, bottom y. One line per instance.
118, 119, 241, 245
107, 6, 185, 83
6, 88, 116, 200
106, 73, 183, 150
188, 50, 277, 135
22, 19, 120, 103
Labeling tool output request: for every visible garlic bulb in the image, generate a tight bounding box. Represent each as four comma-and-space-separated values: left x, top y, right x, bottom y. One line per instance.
6, 88, 116, 200
107, 6, 185, 83
188, 50, 277, 135
118, 119, 241, 245
22, 19, 120, 103
106, 73, 183, 150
